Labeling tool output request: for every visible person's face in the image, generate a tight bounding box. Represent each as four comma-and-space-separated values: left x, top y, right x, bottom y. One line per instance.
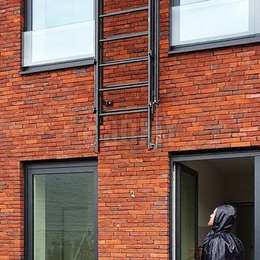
208, 208, 217, 226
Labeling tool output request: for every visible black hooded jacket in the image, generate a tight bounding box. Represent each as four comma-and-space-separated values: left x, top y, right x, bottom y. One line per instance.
201, 205, 245, 260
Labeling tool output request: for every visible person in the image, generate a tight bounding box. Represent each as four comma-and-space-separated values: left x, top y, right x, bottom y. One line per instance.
201, 204, 245, 260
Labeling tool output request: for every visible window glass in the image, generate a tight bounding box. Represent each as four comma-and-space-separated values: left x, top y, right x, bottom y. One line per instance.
32, 0, 94, 30
171, 0, 260, 46
23, 0, 95, 67
33, 173, 96, 260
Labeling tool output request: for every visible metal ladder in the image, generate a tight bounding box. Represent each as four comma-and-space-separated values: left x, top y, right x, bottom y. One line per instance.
94, 0, 160, 151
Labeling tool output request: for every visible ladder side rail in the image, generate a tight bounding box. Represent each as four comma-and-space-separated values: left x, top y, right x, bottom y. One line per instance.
148, 0, 153, 148
148, 0, 160, 148
154, 0, 160, 104
94, 0, 99, 114
95, 0, 103, 152
151, 0, 156, 105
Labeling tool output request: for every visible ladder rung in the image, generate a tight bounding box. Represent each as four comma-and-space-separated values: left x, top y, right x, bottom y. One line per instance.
100, 6, 148, 18
100, 135, 147, 141
99, 57, 148, 67
100, 107, 148, 116
100, 81, 148, 92
100, 31, 148, 42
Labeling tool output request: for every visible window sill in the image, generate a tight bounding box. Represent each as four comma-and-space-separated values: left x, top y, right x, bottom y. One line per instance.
20, 57, 95, 75
169, 35, 260, 55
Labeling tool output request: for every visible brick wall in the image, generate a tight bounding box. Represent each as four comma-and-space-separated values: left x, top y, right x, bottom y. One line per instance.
0, 0, 260, 259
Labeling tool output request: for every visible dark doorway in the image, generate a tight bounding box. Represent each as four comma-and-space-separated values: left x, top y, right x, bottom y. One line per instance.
234, 203, 254, 260
171, 153, 257, 260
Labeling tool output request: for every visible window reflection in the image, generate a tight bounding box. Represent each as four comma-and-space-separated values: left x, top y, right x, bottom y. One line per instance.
32, 0, 94, 30
172, 0, 260, 46
34, 173, 96, 260
23, 0, 95, 66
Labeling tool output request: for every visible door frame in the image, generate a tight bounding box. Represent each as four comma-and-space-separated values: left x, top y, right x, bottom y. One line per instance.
170, 149, 260, 260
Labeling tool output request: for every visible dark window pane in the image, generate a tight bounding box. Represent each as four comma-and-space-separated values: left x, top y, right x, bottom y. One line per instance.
33, 173, 96, 260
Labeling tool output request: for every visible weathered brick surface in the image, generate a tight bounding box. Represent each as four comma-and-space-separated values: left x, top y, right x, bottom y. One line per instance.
0, 0, 260, 259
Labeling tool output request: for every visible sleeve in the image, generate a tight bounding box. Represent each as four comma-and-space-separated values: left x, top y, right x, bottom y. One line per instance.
203, 237, 226, 260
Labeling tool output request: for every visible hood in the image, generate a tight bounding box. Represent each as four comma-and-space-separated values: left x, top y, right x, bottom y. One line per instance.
212, 204, 236, 233
202, 205, 245, 260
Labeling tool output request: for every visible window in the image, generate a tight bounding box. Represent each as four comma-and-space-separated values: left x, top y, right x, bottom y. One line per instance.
25, 160, 97, 260
171, 0, 260, 50
23, 0, 95, 68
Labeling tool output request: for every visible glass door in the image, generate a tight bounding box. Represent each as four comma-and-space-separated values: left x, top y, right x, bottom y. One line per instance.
176, 163, 198, 260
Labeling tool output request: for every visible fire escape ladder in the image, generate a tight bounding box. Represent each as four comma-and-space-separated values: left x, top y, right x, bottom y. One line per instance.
94, 0, 160, 151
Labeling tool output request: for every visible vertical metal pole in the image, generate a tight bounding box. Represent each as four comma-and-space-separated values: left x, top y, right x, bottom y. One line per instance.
171, 162, 177, 260
94, 0, 98, 114
147, 0, 152, 149
154, 0, 160, 104
95, 0, 102, 152
255, 156, 260, 260
151, 0, 155, 105
176, 163, 181, 260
